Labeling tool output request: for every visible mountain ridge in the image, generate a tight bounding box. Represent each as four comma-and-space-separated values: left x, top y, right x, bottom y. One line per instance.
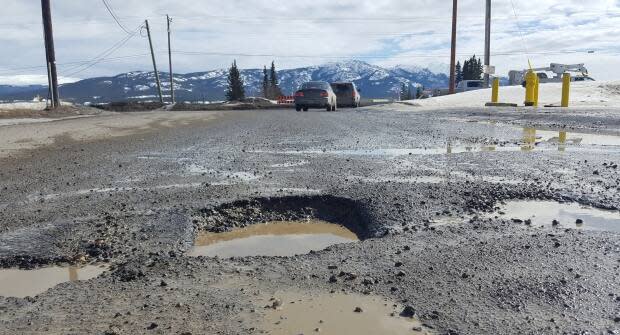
0, 60, 448, 103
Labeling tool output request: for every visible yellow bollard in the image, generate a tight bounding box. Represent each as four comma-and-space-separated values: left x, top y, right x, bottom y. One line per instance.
491, 78, 499, 103
524, 70, 537, 106
533, 75, 540, 107
561, 73, 571, 107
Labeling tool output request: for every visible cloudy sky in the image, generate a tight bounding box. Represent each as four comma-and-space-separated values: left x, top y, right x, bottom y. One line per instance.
1, 0, 619, 85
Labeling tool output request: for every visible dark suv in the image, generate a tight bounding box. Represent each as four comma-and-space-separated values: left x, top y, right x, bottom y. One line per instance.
330, 82, 361, 108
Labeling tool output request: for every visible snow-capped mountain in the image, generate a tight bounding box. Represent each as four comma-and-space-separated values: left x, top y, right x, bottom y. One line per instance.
0, 60, 448, 103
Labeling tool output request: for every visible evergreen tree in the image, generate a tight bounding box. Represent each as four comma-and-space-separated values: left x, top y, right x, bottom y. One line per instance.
399, 83, 407, 101
268, 61, 283, 99
474, 56, 483, 80
226, 60, 245, 101
407, 85, 413, 100
455, 61, 463, 84
462, 59, 470, 81
461, 55, 484, 81
261, 66, 269, 98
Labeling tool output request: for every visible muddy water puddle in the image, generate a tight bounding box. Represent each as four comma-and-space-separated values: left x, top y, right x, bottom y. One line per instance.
189, 220, 358, 258
492, 201, 620, 232
252, 124, 620, 158
0, 265, 107, 298
260, 291, 433, 335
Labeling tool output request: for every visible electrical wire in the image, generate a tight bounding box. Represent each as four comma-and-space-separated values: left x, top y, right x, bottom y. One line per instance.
62, 23, 144, 77
509, 0, 531, 61
101, 0, 132, 35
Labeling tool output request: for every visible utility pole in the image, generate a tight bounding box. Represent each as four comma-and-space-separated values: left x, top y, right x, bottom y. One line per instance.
484, 0, 492, 88
145, 19, 164, 103
449, 0, 458, 94
167, 15, 175, 104
41, 0, 60, 108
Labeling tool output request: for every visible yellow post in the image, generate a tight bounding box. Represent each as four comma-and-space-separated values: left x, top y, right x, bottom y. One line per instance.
524, 70, 537, 106
491, 78, 499, 103
561, 73, 571, 107
533, 75, 539, 107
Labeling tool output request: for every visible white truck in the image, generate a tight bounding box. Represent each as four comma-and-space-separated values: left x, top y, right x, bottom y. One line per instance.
508, 63, 594, 86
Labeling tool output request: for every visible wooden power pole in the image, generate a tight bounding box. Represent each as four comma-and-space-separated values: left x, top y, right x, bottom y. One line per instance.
484, 0, 492, 88
167, 15, 175, 104
449, 0, 458, 94
145, 19, 164, 103
41, 0, 60, 108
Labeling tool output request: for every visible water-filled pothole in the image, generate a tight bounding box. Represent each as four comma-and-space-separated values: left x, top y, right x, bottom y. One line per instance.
192, 196, 371, 257
0, 265, 107, 298
189, 220, 359, 257
491, 201, 620, 232
259, 291, 433, 335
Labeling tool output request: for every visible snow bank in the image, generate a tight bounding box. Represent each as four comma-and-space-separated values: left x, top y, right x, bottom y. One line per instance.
0, 101, 49, 112
407, 81, 620, 108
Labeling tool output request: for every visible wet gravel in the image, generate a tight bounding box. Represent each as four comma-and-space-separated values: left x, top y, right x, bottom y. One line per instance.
1, 106, 620, 334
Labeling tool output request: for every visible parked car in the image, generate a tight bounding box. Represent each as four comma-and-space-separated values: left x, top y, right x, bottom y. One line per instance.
294, 81, 338, 112
330, 82, 361, 108
456, 80, 485, 93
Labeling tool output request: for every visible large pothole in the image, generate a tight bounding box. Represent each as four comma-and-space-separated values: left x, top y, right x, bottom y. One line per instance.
191, 196, 370, 257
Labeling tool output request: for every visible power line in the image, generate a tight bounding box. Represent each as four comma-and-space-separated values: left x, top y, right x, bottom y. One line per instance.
101, 0, 132, 35
171, 49, 606, 60
63, 23, 143, 77
509, 0, 531, 61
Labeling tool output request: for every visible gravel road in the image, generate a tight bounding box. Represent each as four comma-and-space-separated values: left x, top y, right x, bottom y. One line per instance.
0, 105, 619, 334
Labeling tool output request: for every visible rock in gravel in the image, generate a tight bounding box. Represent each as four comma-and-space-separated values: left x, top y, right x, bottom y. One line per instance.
394, 261, 403, 267
576, 219, 584, 225
271, 299, 282, 309
147, 322, 158, 330
400, 306, 417, 318
552, 219, 560, 226
328, 275, 338, 283
354, 307, 363, 313
362, 278, 374, 286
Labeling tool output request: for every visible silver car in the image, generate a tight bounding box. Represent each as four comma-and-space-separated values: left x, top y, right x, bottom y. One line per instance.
294, 81, 338, 112
330, 82, 361, 108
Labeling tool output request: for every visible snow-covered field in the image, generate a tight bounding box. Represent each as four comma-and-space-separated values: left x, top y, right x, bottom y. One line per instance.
408, 81, 620, 108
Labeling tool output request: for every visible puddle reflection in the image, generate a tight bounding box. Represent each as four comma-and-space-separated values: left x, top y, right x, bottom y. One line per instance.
492, 201, 620, 232
190, 220, 359, 258
0, 265, 107, 298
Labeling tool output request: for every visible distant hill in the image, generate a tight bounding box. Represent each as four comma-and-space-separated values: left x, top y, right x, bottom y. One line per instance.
0, 60, 449, 103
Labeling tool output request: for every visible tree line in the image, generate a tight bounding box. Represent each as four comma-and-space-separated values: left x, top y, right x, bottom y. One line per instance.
226, 60, 283, 101
455, 55, 484, 84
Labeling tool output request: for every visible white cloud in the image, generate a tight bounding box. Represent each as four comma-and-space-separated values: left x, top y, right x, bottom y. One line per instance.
0, 0, 618, 84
